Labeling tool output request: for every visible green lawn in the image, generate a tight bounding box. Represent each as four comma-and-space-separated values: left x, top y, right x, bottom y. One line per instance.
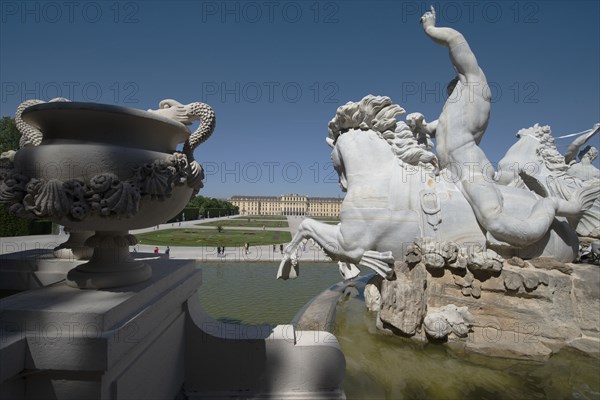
200, 219, 289, 228
232, 215, 288, 221
136, 228, 291, 247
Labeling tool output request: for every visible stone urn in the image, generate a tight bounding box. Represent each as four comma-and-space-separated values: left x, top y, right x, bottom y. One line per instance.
53, 228, 95, 260
0, 98, 215, 289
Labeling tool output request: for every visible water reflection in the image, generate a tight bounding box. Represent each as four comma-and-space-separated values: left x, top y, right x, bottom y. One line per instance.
336, 295, 600, 400
196, 262, 600, 399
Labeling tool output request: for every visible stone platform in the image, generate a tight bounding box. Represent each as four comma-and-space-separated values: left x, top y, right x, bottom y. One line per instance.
0, 259, 346, 399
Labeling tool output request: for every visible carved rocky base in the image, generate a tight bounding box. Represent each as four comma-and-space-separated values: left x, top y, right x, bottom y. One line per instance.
53, 229, 94, 260
365, 257, 600, 360
66, 231, 151, 289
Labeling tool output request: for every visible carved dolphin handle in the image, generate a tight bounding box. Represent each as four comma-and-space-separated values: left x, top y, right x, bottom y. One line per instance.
148, 99, 216, 192
15, 98, 71, 147
150, 99, 216, 161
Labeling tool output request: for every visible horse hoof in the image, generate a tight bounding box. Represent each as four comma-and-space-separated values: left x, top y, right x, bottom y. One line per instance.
277, 257, 299, 280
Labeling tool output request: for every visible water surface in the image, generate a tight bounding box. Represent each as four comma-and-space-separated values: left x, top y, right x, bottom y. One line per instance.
197, 261, 342, 324
335, 295, 600, 400
196, 262, 600, 399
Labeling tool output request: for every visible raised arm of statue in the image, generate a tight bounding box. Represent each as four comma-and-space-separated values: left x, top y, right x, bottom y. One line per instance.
420, 6, 483, 83
564, 123, 600, 164
415, 6, 597, 249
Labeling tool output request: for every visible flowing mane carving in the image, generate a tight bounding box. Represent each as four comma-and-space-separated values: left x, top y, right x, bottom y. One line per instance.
517, 123, 569, 172
327, 95, 437, 173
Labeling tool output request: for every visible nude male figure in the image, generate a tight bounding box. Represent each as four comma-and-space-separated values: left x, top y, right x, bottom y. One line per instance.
407, 6, 593, 247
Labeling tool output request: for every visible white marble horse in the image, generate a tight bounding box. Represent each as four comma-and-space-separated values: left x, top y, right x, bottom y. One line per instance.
277, 96, 582, 281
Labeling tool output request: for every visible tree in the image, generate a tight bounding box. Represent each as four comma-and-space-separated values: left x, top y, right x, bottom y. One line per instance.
0, 117, 39, 237
0, 117, 19, 154
184, 195, 239, 218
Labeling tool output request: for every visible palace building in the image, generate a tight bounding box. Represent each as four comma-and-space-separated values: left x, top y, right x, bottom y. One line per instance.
229, 194, 342, 217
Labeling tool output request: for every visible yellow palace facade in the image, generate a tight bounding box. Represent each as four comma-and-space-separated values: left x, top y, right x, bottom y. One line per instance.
229, 194, 342, 217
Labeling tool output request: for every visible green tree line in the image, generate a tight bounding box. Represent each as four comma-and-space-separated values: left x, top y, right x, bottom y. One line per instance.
169, 195, 239, 221
0, 117, 53, 237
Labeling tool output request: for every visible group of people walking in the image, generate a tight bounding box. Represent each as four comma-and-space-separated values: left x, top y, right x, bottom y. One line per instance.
145, 244, 292, 258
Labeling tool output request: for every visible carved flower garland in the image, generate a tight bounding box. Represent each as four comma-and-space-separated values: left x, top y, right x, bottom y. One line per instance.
0, 153, 199, 221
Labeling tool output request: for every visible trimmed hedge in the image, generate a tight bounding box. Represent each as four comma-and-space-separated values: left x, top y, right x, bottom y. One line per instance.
0, 207, 31, 236
0, 207, 53, 237
168, 207, 200, 223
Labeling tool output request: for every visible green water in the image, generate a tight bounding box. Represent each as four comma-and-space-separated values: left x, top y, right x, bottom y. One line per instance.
196, 262, 600, 399
197, 262, 343, 325
336, 296, 600, 400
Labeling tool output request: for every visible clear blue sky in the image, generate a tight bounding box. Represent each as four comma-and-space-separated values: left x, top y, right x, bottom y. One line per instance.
1, 0, 598, 199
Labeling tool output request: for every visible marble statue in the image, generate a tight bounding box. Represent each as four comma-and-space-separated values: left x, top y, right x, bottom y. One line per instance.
0, 98, 216, 288
568, 145, 600, 181
565, 123, 600, 188
410, 7, 596, 248
564, 123, 599, 165
278, 7, 598, 281
278, 95, 584, 281
497, 123, 600, 238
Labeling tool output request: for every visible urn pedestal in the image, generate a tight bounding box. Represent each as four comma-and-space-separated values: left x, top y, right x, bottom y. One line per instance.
53, 229, 94, 260
1, 101, 206, 289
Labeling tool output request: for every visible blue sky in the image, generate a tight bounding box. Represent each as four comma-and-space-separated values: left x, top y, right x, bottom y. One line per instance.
1, 0, 598, 199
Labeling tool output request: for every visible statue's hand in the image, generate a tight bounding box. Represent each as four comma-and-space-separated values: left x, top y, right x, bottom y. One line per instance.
420, 5, 436, 28
406, 112, 425, 129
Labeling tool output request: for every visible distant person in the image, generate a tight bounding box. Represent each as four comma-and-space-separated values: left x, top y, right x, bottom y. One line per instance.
244, 242, 249, 255
154, 247, 159, 255
273, 244, 276, 253
165, 246, 170, 257
279, 244, 284, 253
217, 246, 221, 255
222, 246, 226, 255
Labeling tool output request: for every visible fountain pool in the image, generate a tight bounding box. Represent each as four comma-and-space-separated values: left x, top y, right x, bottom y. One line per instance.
197, 262, 600, 399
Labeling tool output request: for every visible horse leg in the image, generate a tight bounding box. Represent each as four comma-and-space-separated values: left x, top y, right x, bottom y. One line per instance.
277, 219, 345, 280
277, 218, 395, 280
